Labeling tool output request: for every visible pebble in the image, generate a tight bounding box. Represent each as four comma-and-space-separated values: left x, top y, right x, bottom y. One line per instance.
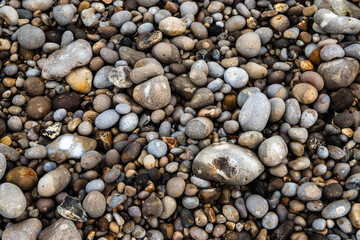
322, 199, 351, 219
83, 191, 106, 218
166, 177, 185, 198
95, 110, 120, 129
0, 183, 26, 218
119, 113, 139, 132
47, 134, 97, 162
0, 6, 18, 26
17, 25, 46, 50
159, 17, 186, 36
258, 135, 288, 167
235, 32, 261, 58
80, 151, 102, 170
22, 0, 53, 11
147, 140, 168, 158
317, 57, 359, 89
37, 167, 71, 197
314, 9, 360, 34
53, 4, 75, 26
65, 67, 92, 93
185, 117, 214, 140
224, 67, 249, 88
26, 96, 51, 120
297, 182, 322, 201
292, 83, 318, 104
192, 142, 264, 185
133, 76, 171, 110
0, 153, 6, 180
320, 44, 345, 61
42, 40, 93, 80
246, 194, 269, 218
262, 212, 279, 229
39, 218, 81, 240
2, 218, 42, 240
239, 92, 271, 132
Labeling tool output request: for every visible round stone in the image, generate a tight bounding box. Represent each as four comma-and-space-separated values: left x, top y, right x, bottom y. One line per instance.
185, 117, 214, 140
159, 17, 186, 36
224, 67, 249, 88
166, 177, 185, 198
147, 140, 168, 158
258, 135, 288, 167
297, 182, 322, 201
236, 32, 261, 58
95, 110, 120, 129
246, 194, 269, 218
83, 191, 106, 218
26, 96, 51, 120
17, 25, 46, 50
0, 183, 26, 219
119, 113, 139, 132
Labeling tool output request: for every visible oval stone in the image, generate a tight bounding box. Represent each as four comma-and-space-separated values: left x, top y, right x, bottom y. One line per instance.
192, 142, 264, 185
238, 92, 270, 132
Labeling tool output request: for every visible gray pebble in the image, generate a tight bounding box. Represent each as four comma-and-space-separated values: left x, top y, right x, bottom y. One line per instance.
262, 212, 279, 229
224, 67, 249, 88
320, 44, 345, 61
93, 66, 114, 88
185, 117, 214, 140
246, 194, 268, 218
95, 110, 120, 129
25, 145, 47, 159
86, 179, 105, 193
297, 182, 322, 201
0, 183, 26, 218
258, 135, 288, 167
110, 10, 132, 27
281, 182, 299, 197
239, 92, 270, 132
53, 4, 75, 26
53, 108, 67, 121
118, 112, 139, 132
322, 199, 351, 219
147, 140, 168, 158
312, 218, 326, 231
0, 153, 6, 180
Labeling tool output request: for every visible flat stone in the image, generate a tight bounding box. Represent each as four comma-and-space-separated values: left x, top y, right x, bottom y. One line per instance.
192, 142, 264, 185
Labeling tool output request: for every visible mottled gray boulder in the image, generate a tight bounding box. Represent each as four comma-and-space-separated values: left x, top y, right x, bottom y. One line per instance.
192, 142, 264, 185
2, 218, 42, 240
314, 0, 360, 18
317, 58, 359, 90
42, 40, 93, 80
314, 9, 360, 34
39, 218, 81, 240
238, 92, 270, 132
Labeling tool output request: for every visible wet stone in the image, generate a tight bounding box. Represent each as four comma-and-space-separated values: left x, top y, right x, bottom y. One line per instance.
57, 196, 87, 222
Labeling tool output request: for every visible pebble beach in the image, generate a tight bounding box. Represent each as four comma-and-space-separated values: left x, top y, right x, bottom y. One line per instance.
0, 0, 360, 239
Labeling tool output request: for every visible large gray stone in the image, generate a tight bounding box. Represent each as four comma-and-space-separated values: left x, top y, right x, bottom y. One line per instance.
42, 40, 93, 80
317, 58, 359, 90
314, 9, 360, 34
192, 142, 264, 185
